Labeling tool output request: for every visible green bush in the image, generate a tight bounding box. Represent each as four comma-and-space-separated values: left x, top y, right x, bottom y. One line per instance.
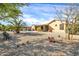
66, 24, 79, 34
37, 27, 41, 31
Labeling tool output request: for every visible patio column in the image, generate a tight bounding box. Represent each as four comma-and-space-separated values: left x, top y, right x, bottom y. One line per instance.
43, 25, 46, 31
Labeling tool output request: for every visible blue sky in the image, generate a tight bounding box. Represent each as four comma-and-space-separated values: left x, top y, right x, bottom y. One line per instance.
21, 3, 67, 26
1, 3, 77, 26
21, 3, 76, 26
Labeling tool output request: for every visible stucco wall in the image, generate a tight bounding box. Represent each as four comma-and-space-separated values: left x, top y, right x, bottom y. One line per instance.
31, 25, 35, 30
49, 21, 66, 32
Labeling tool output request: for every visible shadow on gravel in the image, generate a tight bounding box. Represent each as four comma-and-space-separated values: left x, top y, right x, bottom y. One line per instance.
0, 32, 79, 56
18, 32, 44, 36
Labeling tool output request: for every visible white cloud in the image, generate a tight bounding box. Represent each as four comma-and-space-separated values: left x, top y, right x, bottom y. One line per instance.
23, 18, 42, 25
40, 18, 54, 25
23, 14, 33, 18
23, 18, 38, 23
23, 17, 54, 26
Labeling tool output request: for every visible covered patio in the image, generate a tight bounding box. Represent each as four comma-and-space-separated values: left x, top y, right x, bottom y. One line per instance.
34, 25, 49, 32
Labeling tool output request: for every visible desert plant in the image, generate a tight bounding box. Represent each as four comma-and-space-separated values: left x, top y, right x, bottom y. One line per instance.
8, 19, 26, 33
37, 27, 42, 31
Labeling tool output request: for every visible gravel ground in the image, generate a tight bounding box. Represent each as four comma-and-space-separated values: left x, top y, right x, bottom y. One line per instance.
0, 39, 79, 56
0, 31, 79, 56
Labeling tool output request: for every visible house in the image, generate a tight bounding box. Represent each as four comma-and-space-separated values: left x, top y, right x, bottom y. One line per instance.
31, 24, 48, 31
31, 20, 66, 32
22, 26, 32, 31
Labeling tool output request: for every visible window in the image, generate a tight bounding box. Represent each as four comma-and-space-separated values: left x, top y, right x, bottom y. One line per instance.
55, 24, 57, 26
60, 23, 64, 30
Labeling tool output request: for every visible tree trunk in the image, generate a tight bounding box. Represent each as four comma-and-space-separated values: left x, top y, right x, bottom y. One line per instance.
16, 31, 20, 33
71, 34, 73, 40
65, 21, 71, 40
16, 29, 20, 34
68, 33, 70, 40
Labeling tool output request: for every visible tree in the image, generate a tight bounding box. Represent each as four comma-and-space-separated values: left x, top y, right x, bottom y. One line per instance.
0, 24, 5, 31
7, 19, 26, 33
0, 3, 26, 34
0, 3, 26, 20
53, 4, 79, 40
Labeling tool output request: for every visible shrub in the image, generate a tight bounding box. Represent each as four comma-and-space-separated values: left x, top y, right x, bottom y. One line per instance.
37, 27, 41, 31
